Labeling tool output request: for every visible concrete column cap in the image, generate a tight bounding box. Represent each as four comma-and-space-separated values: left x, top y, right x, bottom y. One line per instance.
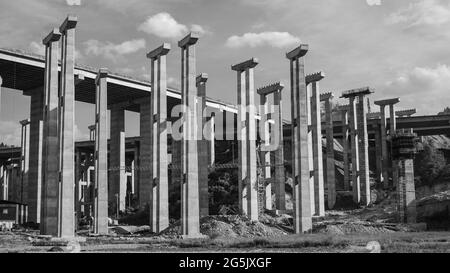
196, 73, 208, 85
178, 32, 199, 48
231, 58, 259, 71
43, 29, 62, 45
19, 119, 30, 126
286, 44, 309, 60
320, 92, 334, 102
147, 43, 171, 59
340, 87, 374, 98
306, 71, 325, 85
374, 98, 400, 106
95, 68, 108, 84
59, 15, 78, 32
257, 82, 284, 96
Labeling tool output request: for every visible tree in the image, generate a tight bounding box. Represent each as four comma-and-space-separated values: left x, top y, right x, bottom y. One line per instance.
414, 142, 446, 186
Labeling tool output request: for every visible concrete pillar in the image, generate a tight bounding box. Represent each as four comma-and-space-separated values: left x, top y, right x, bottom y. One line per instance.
147, 43, 170, 233
349, 97, 360, 203
374, 125, 382, 183
110, 107, 126, 213
392, 129, 417, 224
58, 16, 77, 238
207, 113, 215, 167
40, 29, 62, 236
321, 93, 336, 209
179, 33, 202, 237
232, 58, 259, 221
94, 69, 109, 235
341, 87, 373, 206
307, 73, 325, 215
257, 82, 285, 211
132, 142, 139, 196
28, 88, 44, 224
139, 97, 152, 208
20, 119, 30, 205
357, 95, 370, 206
375, 98, 400, 189
286, 45, 312, 233
389, 103, 399, 189
339, 106, 350, 191
0, 75, 2, 121
306, 83, 315, 216
273, 91, 285, 211
196, 73, 209, 217
75, 149, 81, 229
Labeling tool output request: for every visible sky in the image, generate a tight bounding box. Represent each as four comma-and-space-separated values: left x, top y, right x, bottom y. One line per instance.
1, 0, 450, 145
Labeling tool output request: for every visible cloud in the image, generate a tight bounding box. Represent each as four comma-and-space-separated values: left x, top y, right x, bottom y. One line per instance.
225, 32, 300, 48
138, 12, 208, 39
0, 120, 22, 147
138, 12, 188, 38
29, 41, 45, 56
386, 0, 450, 27
366, 0, 381, 6
385, 64, 450, 114
84, 39, 146, 62
66, 0, 81, 6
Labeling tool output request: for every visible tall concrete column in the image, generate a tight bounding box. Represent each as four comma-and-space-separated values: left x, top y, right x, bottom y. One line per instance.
132, 141, 139, 197
110, 107, 126, 213
40, 29, 61, 236
20, 119, 30, 204
257, 82, 285, 211
341, 87, 373, 206
357, 95, 370, 206
75, 149, 81, 228
139, 97, 151, 208
392, 129, 417, 224
307, 72, 325, 216
94, 69, 109, 235
389, 102, 399, 189
286, 45, 312, 233
207, 113, 215, 167
338, 106, 350, 191
374, 125, 382, 183
179, 33, 202, 237
0, 76, 2, 120
196, 73, 209, 217
321, 93, 336, 209
375, 98, 400, 189
147, 43, 170, 232
233, 58, 259, 221
58, 16, 77, 238
28, 88, 44, 223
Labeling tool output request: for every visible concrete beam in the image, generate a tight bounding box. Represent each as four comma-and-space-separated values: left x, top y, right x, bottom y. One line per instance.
147, 43, 171, 59
178, 32, 200, 48
231, 58, 259, 71
257, 82, 284, 96
374, 98, 400, 106
305, 71, 325, 85
340, 87, 374, 98
42, 29, 61, 45
286, 44, 309, 60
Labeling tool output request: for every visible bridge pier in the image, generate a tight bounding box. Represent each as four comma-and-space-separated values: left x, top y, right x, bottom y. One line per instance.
321, 92, 336, 209
306, 72, 325, 216
257, 82, 285, 211
341, 87, 373, 206
233, 58, 259, 221
374, 98, 400, 189
94, 69, 109, 235
287, 45, 312, 233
